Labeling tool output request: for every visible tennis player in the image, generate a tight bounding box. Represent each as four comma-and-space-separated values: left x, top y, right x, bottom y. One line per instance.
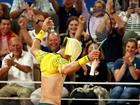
30, 17, 100, 105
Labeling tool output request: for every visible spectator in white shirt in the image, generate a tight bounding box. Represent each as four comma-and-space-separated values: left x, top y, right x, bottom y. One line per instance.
0, 36, 34, 105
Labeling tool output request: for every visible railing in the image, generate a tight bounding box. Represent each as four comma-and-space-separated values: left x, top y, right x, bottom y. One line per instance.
0, 81, 139, 103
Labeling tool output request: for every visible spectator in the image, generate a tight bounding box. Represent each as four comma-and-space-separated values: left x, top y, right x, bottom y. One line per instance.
59, 16, 88, 47
40, 32, 61, 53
0, 16, 17, 67
0, 36, 34, 105
10, 0, 55, 33
107, 38, 140, 105
0, 3, 9, 18
18, 14, 60, 66
119, 0, 140, 44
50, 0, 82, 34
10, 0, 55, 19
76, 42, 108, 82
96, 0, 125, 74
18, 14, 47, 50
60, 16, 79, 40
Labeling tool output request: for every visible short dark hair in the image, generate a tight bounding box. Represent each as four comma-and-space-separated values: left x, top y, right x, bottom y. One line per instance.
125, 38, 138, 48
0, 16, 11, 23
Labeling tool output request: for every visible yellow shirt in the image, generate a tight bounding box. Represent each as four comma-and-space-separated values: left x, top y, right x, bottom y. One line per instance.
34, 50, 69, 77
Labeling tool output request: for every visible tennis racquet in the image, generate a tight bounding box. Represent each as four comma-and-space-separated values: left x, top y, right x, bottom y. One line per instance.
87, 9, 112, 76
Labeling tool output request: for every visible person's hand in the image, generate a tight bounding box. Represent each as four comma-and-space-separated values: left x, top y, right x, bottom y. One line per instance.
127, 7, 135, 17
5, 58, 15, 68
123, 52, 133, 65
42, 17, 54, 32
78, 15, 85, 24
106, 0, 114, 14
88, 50, 100, 61
135, 7, 140, 15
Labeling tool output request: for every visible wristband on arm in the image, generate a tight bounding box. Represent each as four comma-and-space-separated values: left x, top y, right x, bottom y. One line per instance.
78, 55, 90, 66
35, 30, 45, 41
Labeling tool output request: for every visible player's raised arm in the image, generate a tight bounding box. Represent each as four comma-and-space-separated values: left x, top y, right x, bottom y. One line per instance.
30, 17, 53, 56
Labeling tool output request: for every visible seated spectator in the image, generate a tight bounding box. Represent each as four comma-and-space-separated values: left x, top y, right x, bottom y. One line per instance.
76, 41, 109, 82
107, 38, 140, 105
119, 0, 140, 43
0, 16, 17, 67
0, 36, 34, 105
50, 0, 82, 34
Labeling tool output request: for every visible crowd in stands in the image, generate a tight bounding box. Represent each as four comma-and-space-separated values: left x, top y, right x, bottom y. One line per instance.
0, 0, 140, 105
